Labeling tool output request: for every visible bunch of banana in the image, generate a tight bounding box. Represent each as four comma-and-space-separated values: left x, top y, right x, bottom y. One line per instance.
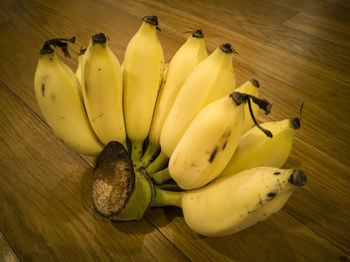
34, 15, 307, 237
93, 141, 306, 237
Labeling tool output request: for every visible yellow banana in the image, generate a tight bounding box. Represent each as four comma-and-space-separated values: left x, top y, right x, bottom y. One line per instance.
220, 118, 301, 177
168, 92, 272, 190
82, 33, 126, 147
180, 167, 306, 236
123, 16, 164, 162
34, 37, 103, 155
168, 93, 245, 190
75, 48, 86, 86
141, 30, 208, 166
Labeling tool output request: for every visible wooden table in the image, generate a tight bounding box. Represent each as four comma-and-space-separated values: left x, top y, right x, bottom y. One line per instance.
1, 0, 349, 261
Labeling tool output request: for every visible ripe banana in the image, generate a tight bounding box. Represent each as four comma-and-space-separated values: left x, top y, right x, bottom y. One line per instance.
75, 48, 86, 86
159, 43, 237, 159
236, 79, 260, 132
168, 92, 245, 190
219, 118, 301, 177
168, 92, 272, 190
34, 38, 103, 155
123, 16, 164, 162
82, 33, 126, 147
141, 29, 208, 166
180, 167, 307, 236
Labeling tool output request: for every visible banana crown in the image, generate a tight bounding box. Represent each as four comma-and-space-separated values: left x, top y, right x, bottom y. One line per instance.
92, 141, 154, 220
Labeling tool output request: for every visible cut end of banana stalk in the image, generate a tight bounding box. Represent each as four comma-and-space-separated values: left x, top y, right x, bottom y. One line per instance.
288, 169, 307, 186
92, 32, 107, 44
92, 141, 135, 218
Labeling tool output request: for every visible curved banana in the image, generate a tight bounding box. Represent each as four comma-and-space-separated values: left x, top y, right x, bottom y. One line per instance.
236, 79, 260, 132
168, 92, 245, 190
123, 16, 164, 162
167, 92, 272, 189
34, 38, 103, 155
219, 117, 300, 177
181, 167, 306, 236
82, 33, 126, 147
141, 29, 208, 166
159, 43, 237, 160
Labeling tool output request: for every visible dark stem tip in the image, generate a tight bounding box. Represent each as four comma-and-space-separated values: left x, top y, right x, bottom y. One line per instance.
290, 117, 301, 129
250, 79, 260, 88
39, 37, 76, 57
220, 43, 235, 54
40, 44, 54, 55
220, 43, 238, 54
142, 15, 159, 26
288, 169, 307, 186
229, 92, 246, 105
79, 48, 87, 55
92, 141, 135, 218
192, 29, 204, 38
92, 32, 107, 44
231, 92, 273, 137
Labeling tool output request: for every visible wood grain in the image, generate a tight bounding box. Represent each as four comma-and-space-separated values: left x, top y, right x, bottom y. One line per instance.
0, 83, 188, 261
283, 12, 350, 48
0, 231, 19, 262
0, 0, 350, 260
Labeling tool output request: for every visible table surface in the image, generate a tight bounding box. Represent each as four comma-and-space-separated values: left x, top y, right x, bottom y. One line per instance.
1, 0, 349, 261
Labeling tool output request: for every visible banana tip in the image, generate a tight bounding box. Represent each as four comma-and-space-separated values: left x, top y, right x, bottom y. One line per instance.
250, 79, 260, 88
92, 33, 107, 44
289, 169, 307, 186
192, 29, 204, 38
290, 117, 301, 129
142, 15, 159, 26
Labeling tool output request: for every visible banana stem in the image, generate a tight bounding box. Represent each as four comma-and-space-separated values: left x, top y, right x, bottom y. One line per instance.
131, 140, 143, 164
152, 187, 183, 208
150, 167, 172, 184
158, 182, 183, 192
146, 151, 169, 174
141, 143, 160, 167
